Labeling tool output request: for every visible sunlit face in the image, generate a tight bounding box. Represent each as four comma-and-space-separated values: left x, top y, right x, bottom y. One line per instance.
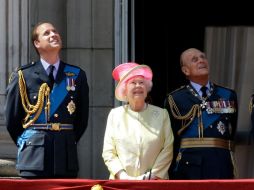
181, 49, 209, 80
34, 23, 62, 53
125, 76, 148, 102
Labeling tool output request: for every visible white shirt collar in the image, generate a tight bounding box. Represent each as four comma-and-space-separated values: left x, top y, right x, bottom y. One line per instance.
40, 58, 60, 77
190, 81, 210, 96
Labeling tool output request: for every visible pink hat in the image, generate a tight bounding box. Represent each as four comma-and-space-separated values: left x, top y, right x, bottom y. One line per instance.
112, 62, 153, 101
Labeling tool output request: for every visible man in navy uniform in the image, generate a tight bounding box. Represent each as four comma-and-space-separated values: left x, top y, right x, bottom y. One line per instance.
165, 48, 238, 179
5, 22, 89, 178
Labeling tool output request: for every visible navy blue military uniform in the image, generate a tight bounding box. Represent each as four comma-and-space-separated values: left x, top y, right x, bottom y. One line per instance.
165, 82, 237, 179
5, 61, 89, 178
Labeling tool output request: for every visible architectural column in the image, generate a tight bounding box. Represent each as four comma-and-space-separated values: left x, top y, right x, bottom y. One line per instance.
0, 0, 29, 177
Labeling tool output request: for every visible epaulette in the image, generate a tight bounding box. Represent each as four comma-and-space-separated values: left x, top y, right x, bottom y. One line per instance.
9, 62, 35, 84
169, 85, 185, 95
15, 61, 36, 72
8, 72, 15, 84
65, 62, 81, 69
213, 82, 235, 92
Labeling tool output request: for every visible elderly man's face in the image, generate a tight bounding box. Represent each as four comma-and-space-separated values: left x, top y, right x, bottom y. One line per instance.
181, 49, 209, 80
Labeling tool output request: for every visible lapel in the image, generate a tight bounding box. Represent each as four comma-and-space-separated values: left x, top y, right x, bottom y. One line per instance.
32, 61, 50, 84
185, 83, 202, 105
208, 84, 221, 101
32, 60, 66, 84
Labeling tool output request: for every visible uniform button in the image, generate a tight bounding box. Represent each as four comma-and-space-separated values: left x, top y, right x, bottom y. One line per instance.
186, 161, 189, 165
33, 95, 37, 99
54, 114, 58, 118
28, 141, 32, 145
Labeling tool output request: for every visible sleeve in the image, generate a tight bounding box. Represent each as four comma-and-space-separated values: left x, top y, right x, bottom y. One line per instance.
230, 90, 238, 139
74, 69, 89, 142
102, 109, 124, 178
150, 109, 174, 179
163, 94, 180, 178
4, 71, 25, 145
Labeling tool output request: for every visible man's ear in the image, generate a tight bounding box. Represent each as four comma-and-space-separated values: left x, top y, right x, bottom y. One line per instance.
181, 66, 189, 75
34, 40, 39, 48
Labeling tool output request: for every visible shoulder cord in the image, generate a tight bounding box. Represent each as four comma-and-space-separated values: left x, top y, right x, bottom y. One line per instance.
167, 95, 203, 138
18, 70, 51, 128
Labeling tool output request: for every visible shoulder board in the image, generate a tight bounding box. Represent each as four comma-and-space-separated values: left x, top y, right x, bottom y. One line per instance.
15, 61, 36, 72
169, 85, 186, 94
64, 62, 81, 70
213, 83, 235, 92
8, 72, 15, 84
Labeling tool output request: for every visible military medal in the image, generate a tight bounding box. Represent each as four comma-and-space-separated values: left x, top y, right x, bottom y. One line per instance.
200, 100, 207, 109
67, 100, 76, 115
205, 100, 236, 114
65, 72, 76, 91
70, 78, 76, 91
70, 86, 75, 91
66, 77, 71, 91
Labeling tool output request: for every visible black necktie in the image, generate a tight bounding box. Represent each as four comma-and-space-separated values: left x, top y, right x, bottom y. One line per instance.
48, 65, 55, 89
201, 86, 208, 98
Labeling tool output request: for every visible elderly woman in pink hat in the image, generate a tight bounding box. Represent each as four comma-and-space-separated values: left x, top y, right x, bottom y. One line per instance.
102, 62, 174, 180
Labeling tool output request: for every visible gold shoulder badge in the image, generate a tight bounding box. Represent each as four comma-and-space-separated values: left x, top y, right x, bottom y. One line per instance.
8, 72, 15, 84
65, 72, 75, 77
67, 100, 76, 115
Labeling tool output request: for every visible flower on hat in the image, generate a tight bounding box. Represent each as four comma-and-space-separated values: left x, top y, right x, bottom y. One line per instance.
112, 62, 153, 102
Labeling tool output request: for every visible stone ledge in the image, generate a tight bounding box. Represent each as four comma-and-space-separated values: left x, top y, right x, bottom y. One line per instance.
0, 158, 18, 177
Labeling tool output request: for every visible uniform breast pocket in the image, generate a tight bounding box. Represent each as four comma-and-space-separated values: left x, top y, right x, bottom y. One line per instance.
16, 133, 45, 171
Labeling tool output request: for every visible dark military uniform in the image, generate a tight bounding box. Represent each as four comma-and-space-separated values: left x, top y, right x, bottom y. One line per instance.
165, 82, 237, 179
250, 94, 254, 139
5, 61, 89, 178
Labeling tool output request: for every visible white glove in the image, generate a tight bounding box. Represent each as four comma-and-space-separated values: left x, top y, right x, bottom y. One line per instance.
116, 170, 160, 180
136, 171, 160, 180
116, 170, 135, 180
138, 171, 151, 180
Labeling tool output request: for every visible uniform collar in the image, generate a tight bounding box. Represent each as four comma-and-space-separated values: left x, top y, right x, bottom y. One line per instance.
40, 58, 60, 74
190, 81, 210, 97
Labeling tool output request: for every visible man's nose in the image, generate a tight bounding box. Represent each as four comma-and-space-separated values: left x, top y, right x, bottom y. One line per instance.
50, 31, 57, 36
